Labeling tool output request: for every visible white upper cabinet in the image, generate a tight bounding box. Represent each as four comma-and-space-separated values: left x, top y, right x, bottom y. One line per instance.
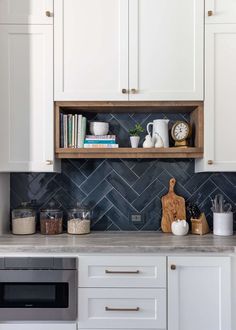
0, 0, 53, 24
196, 24, 236, 172
54, 0, 204, 101
168, 256, 231, 330
129, 0, 204, 101
205, 0, 236, 24
0, 25, 60, 172
54, 0, 129, 101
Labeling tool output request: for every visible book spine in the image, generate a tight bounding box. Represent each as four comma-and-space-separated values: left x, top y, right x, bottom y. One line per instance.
63, 114, 68, 148
60, 113, 64, 148
68, 115, 72, 148
81, 117, 87, 148
84, 140, 116, 144
85, 135, 116, 140
72, 115, 75, 148
77, 115, 83, 148
74, 114, 78, 148
84, 144, 119, 148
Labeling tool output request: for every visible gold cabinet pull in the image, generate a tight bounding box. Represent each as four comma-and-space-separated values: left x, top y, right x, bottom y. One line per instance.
208, 10, 213, 16
46, 160, 53, 165
208, 160, 213, 165
105, 270, 140, 274
170, 264, 176, 270
45, 11, 52, 17
131, 88, 137, 94
105, 306, 140, 312
122, 88, 128, 94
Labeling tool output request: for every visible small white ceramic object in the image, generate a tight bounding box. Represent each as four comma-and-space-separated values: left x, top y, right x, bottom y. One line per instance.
143, 134, 154, 148
171, 219, 189, 236
213, 212, 233, 236
146, 119, 170, 147
154, 133, 164, 148
90, 122, 109, 136
130, 136, 140, 148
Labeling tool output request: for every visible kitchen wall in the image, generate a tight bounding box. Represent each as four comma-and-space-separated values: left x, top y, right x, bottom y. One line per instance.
0, 174, 10, 234
10, 112, 236, 231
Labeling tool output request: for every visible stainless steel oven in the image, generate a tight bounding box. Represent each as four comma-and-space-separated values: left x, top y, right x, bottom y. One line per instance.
0, 257, 77, 321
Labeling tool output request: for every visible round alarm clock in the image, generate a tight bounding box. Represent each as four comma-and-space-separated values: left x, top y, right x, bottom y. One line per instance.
171, 121, 191, 147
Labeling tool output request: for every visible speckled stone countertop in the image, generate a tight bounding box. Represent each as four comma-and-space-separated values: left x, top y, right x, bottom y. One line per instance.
0, 232, 235, 254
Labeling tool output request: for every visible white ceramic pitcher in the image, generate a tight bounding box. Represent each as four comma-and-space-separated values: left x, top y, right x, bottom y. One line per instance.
147, 119, 170, 147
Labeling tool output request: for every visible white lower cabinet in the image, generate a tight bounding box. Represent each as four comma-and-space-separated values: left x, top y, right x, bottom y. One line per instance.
0, 325, 76, 330
168, 256, 231, 330
78, 288, 166, 329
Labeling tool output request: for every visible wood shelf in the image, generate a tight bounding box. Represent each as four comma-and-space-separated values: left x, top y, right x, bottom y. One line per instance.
56, 147, 203, 159
55, 101, 204, 160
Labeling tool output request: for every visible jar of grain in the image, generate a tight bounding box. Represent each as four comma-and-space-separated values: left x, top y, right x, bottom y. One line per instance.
67, 204, 91, 235
12, 202, 36, 235
40, 203, 63, 235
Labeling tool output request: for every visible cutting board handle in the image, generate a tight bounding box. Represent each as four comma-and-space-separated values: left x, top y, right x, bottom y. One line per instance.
169, 178, 176, 193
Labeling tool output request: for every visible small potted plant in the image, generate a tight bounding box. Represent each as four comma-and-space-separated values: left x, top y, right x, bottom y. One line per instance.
129, 123, 144, 148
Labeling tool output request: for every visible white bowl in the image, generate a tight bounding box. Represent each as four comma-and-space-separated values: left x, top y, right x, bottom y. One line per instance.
90, 122, 109, 136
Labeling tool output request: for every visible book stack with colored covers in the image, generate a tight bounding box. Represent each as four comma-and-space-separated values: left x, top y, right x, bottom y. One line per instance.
84, 135, 119, 148
60, 114, 87, 148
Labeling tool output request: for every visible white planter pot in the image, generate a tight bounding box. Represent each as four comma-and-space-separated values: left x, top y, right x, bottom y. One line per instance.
130, 136, 140, 148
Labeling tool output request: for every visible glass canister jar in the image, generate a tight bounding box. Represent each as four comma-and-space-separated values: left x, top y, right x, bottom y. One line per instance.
12, 202, 36, 235
67, 204, 91, 235
40, 202, 63, 235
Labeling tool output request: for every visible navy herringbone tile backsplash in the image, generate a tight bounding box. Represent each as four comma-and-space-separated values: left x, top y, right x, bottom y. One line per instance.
10, 112, 236, 231
10, 159, 236, 231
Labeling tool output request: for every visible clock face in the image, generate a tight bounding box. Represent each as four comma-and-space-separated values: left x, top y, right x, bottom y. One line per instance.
172, 121, 190, 141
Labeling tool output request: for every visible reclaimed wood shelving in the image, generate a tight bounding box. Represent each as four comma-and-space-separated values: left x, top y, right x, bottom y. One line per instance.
55, 101, 204, 159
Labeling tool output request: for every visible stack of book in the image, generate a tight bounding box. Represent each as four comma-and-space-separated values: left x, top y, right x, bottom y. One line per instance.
60, 114, 87, 148
84, 135, 119, 148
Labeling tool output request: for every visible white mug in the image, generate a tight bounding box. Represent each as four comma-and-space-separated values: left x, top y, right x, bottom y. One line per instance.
147, 119, 169, 147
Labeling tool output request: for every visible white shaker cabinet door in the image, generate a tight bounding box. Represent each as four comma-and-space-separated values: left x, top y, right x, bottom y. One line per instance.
0, 0, 53, 24
168, 256, 231, 330
196, 24, 236, 172
205, 0, 236, 24
129, 0, 204, 101
54, 0, 129, 101
0, 25, 60, 172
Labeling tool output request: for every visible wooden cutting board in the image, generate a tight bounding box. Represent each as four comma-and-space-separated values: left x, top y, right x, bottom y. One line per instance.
161, 178, 186, 233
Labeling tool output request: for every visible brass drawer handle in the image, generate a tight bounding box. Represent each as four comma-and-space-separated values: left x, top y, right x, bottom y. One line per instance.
208, 10, 213, 16
105, 270, 140, 274
170, 264, 176, 270
131, 88, 137, 94
208, 160, 213, 165
46, 160, 53, 165
105, 306, 140, 312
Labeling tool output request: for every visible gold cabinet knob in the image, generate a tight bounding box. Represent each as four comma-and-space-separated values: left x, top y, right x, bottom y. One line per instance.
131, 88, 137, 94
45, 11, 52, 17
208, 10, 213, 16
122, 88, 128, 94
170, 265, 176, 270
208, 160, 213, 165
46, 160, 53, 165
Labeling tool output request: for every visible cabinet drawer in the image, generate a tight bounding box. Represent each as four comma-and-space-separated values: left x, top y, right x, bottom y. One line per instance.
79, 256, 166, 288
78, 288, 166, 329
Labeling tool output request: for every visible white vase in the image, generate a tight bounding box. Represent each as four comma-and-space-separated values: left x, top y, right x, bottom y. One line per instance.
130, 136, 140, 148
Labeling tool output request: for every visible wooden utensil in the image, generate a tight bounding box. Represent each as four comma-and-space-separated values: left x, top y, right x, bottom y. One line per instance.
161, 178, 186, 233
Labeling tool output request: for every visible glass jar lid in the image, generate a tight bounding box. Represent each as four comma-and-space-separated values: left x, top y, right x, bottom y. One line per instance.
68, 202, 89, 213
13, 202, 34, 212
41, 201, 61, 213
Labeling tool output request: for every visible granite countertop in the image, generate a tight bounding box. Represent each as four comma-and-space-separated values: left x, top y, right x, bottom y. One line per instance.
0, 232, 235, 254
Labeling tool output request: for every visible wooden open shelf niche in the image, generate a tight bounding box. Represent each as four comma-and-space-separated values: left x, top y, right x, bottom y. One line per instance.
55, 101, 204, 159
